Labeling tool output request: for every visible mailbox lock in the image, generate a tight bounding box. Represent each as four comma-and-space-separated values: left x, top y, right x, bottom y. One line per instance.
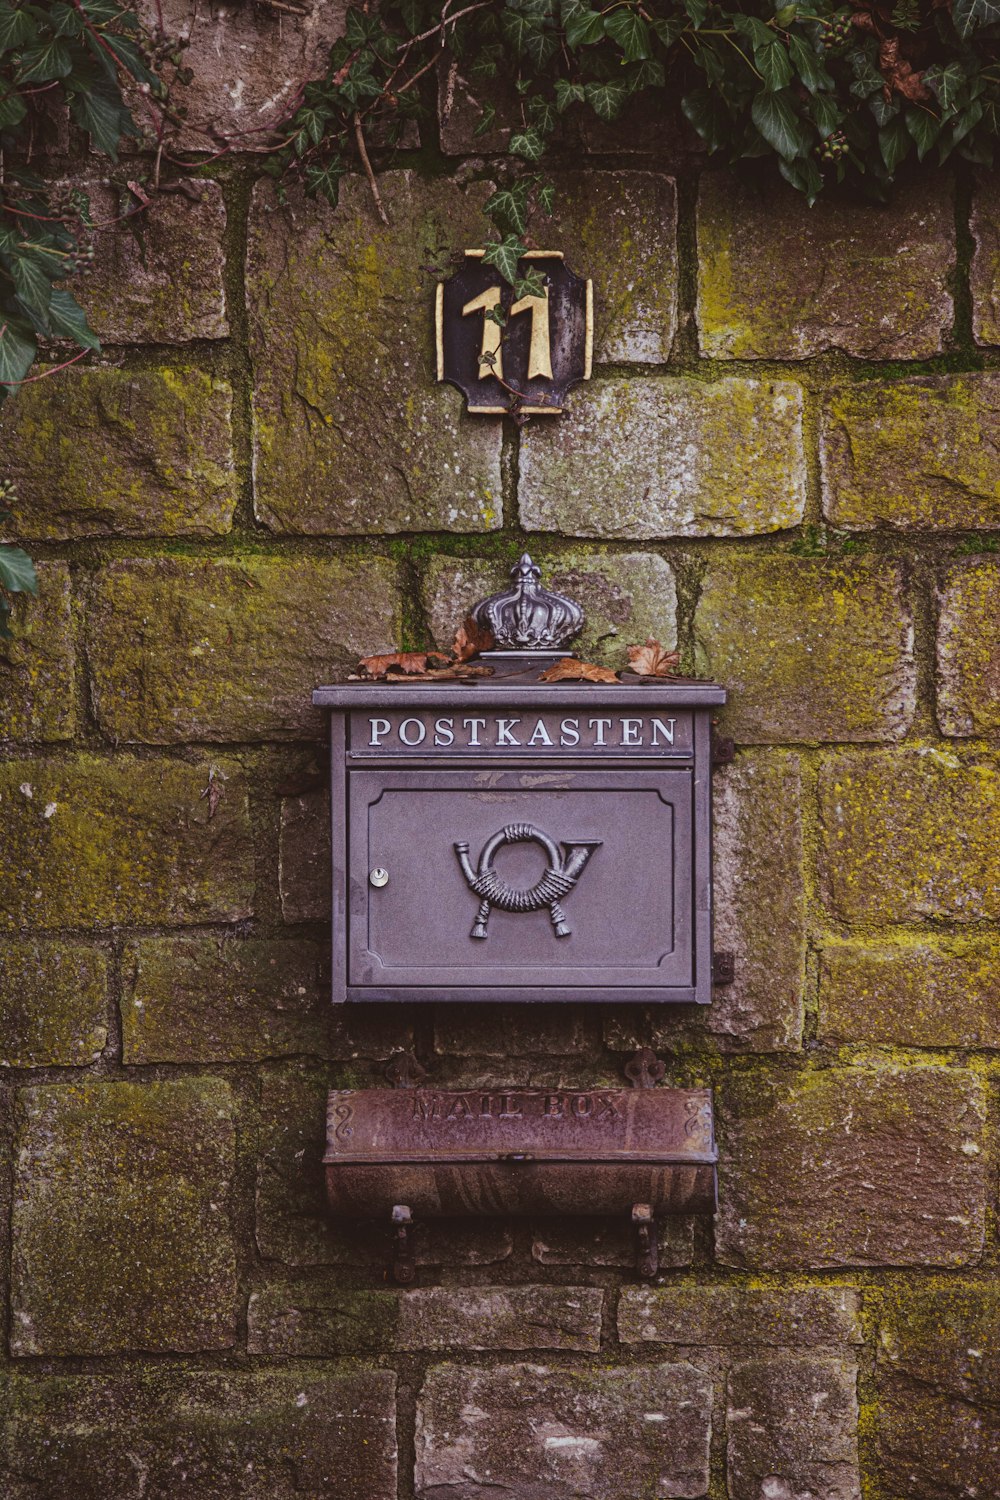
369, 867, 389, 888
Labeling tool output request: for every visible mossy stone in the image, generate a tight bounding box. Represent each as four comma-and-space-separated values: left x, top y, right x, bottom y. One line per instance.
11, 1078, 238, 1353
936, 556, 1000, 735
0, 939, 107, 1068
0, 562, 75, 743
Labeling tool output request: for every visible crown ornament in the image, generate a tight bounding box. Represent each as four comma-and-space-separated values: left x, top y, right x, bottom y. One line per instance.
471, 553, 585, 653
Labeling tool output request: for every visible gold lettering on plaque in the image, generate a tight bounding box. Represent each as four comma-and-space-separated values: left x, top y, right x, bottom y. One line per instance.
461, 286, 504, 379
509, 289, 552, 380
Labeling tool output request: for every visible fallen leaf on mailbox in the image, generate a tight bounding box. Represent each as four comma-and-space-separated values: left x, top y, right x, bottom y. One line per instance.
626, 638, 681, 678
539, 657, 620, 684
356, 651, 450, 679
451, 614, 494, 663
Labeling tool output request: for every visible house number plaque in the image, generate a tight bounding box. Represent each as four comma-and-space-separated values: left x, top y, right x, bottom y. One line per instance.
436, 250, 592, 415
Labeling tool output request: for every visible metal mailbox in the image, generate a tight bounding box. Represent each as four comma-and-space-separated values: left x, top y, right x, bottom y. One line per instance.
313, 556, 725, 1276
312, 557, 726, 1006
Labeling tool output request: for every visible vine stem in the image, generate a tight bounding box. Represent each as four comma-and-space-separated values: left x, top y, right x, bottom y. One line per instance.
397, 0, 493, 50
353, 111, 389, 225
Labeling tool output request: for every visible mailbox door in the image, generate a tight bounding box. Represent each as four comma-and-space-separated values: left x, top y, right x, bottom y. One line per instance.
345, 768, 702, 1000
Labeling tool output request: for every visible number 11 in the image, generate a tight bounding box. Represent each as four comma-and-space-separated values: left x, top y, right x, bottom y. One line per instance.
462, 285, 552, 383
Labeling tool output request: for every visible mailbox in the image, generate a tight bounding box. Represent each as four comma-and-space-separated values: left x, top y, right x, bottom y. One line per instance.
312, 556, 726, 1007
313, 556, 725, 1277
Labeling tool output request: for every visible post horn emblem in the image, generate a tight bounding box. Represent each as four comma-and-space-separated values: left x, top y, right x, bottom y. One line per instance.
454, 824, 601, 940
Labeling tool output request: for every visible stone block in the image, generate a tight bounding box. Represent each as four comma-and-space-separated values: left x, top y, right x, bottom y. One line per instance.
255, 1068, 510, 1269
874, 1287, 1000, 1498
727, 1355, 861, 1500
0, 1367, 396, 1499
519, 377, 805, 538
421, 550, 677, 668
619, 1287, 862, 1348
11, 1079, 237, 1353
532, 1215, 694, 1269
819, 938, 1000, 1049
818, 750, 1000, 924
0, 755, 253, 931
87, 555, 401, 743
434, 1004, 593, 1057
126, 934, 403, 1065
546, 171, 678, 361
437, 51, 517, 154
936, 556, 1000, 735
606, 751, 806, 1053
821, 374, 1000, 530
716, 1066, 987, 1268
280, 789, 331, 923
415, 1362, 711, 1499
134, 0, 348, 151
0, 940, 107, 1068
971, 173, 1000, 344
249, 1283, 601, 1355
697, 174, 954, 359
0, 562, 75, 742
247, 175, 502, 535
0, 366, 237, 539
694, 556, 915, 743
80, 178, 227, 343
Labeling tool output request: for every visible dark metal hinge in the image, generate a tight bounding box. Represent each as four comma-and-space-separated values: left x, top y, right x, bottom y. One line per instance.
712, 950, 736, 986
632, 1203, 659, 1278
391, 1204, 415, 1285
712, 734, 736, 766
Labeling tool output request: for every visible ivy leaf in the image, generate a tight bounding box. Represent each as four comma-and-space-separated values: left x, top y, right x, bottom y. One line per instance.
585, 78, 629, 119
473, 101, 497, 135
483, 233, 525, 284
0, 544, 38, 595
681, 86, 731, 150
953, 0, 1000, 37
554, 77, 585, 110
562, 2, 605, 47
879, 113, 911, 170
538, 182, 555, 214
777, 153, 823, 202
787, 33, 833, 94
925, 61, 966, 112
68, 78, 133, 157
751, 88, 806, 159
650, 14, 687, 45
50, 2, 85, 35
484, 185, 529, 233
0, 2, 36, 47
0, 89, 27, 128
0, 319, 36, 386
682, 0, 709, 24
513, 268, 546, 297
627, 56, 665, 90
18, 37, 73, 82
11, 252, 53, 319
47, 288, 101, 349
509, 126, 545, 160
905, 105, 942, 159
304, 158, 344, 206
604, 7, 652, 60
344, 6, 383, 46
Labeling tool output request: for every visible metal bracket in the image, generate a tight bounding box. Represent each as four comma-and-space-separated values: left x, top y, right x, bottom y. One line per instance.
385, 1051, 427, 1089
624, 1047, 666, 1089
632, 1203, 659, 1278
712, 951, 736, 986
391, 1204, 415, 1285
712, 733, 736, 766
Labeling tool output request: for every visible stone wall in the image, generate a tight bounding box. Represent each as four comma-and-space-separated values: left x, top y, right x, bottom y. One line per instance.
1, 7, 999, 1496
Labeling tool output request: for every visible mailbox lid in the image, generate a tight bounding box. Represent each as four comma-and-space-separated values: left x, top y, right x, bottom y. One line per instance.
346, 767, 698, 996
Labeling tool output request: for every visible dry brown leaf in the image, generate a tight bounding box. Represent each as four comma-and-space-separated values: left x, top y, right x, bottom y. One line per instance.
626, 638, 682, 678
356, 650, 450, 679
451, 614, 494, 663
879, 37, 931, 102
539, 657, 620, 684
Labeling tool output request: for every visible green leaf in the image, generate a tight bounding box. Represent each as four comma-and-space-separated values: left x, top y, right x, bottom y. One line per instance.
50, 2, 84, 34
0, 89, 27, 128
483, 233, 525, 284
0, 3, 37, 48
68, 79, 133, 158
925, 61, 967, 112
304, 159, 345, 206
473, 101, 497, 135
46, 287, 100, 349
344, 6, 383, 46
17, 37, 73, 82
953, 0, 1000, 37
627, 56, 665, 89
527, 94, 557, 132
0, 318, 35, 385
787, 33, 833, 94
562, 2, 605, 47
538, 182, 555, 214
681, 85, 731, 150
509, 126, 545, 160
554, 77, 585, 110
604, 8, 651, 60
584, 78, 629, 120
879, 113, 911, 171
0, 544, 37, 595
649, 13, 686, 44
484, 185, 529, 233
906, 105, 942, 159
682, 0, 709, 25
10, 252, 53, 318
513, 267, 546, 298
751, 88, 806, 159
810, 92, 841, 134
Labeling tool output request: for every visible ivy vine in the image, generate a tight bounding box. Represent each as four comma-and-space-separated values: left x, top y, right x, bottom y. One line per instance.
270, 0, 1000, 296
0, 0, 182, 634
